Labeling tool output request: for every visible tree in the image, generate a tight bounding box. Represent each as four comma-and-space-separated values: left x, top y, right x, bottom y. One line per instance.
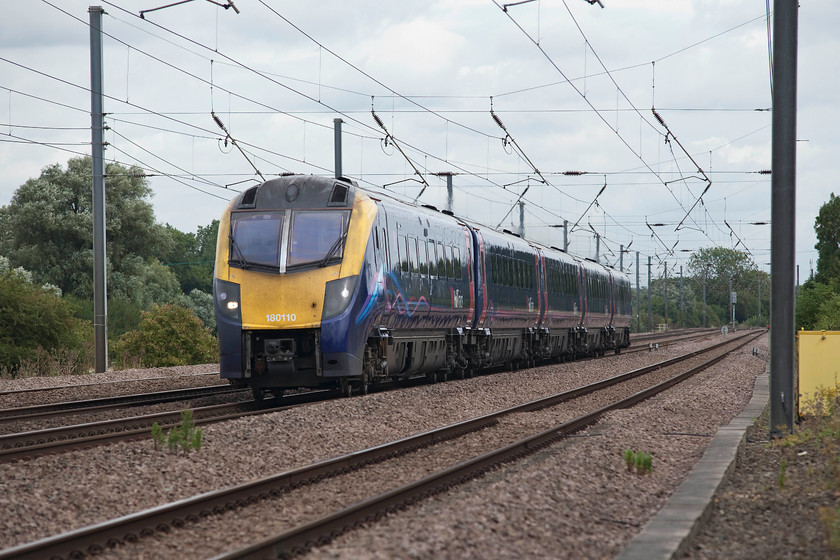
0, 156, 173, 299
113, 303, 217, 367
0, 267, 90, 374
686, 247, 764, 324
814, 193, 840, 282
157, 220, 219, 294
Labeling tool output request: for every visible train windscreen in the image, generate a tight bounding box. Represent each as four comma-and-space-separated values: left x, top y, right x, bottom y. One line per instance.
229, 212, 283, 269
287, 210, 351, 268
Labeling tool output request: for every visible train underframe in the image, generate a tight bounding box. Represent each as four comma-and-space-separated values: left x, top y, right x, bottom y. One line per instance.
233, 324, 631, 399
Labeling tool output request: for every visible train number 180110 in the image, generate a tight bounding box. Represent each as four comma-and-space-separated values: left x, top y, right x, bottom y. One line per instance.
266, 313, 296, 322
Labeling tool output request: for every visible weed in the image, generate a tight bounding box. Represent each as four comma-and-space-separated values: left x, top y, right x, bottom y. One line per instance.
622, 450, 653, 475
151, 422, 164, 449
623, 449, 635, 472
151, 409, 203, 454
820, 506, 840, 552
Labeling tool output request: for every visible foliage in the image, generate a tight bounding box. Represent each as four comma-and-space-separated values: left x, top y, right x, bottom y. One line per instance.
813, 293, 840, 331
819, 506, 840, 552
0, 270, 92, 376
0, 156, 174, 300
622, 449, 653, 474
111, 255, 182, 310
795, 278, 840, 331
157, 220, 219, 294
814, 193, 840, 283
151, 410, 203, 454
686, 247, 768, 326
774, 383, 840, 553
176, 288, 216, 333
113, 303, 217, 368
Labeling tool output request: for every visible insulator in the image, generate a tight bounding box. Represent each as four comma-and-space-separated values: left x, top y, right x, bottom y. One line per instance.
652, 109, 667, 128
491, 112, 505, 129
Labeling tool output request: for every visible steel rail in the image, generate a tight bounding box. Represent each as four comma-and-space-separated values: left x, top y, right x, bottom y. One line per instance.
0, 385, 243, 422
622, 330, 717, 355
0, 390, 332, 463
0, 331, 763, 560
0, 372, 220, 397
214, 330, 763, 560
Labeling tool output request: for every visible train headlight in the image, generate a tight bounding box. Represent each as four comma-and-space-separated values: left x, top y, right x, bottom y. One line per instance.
214, 278, 241, 322
322, 275, 359, 320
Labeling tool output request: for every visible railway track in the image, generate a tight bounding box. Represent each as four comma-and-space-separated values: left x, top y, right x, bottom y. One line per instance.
0, 371, 220, 399
0, 389, 332, 463
0, 384, 243, 423
0, 330, 763, 560
0, 328, 715, 459
623, 329, 718, 354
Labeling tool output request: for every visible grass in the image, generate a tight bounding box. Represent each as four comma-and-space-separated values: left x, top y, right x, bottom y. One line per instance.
623, 449, 653, 475
777, 384, 840, 552
151, 409, 203, 454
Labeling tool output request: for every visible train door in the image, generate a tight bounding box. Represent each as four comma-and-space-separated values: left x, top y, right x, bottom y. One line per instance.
462, 226, 476, 323
472, 229, 488, 327
578, 262, 587, 325
536, 249, 546, 325
607, 269, 616, 325
373, 204, 388, 270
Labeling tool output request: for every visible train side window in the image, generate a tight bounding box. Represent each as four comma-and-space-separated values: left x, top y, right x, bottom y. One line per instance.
444, 246, 452, 278
383, 228, 390, 268
396, 234, 405, 273
453, 247, 461, 278
409, 237, 419, 274
437, 242, 446, 278
428, 241, 437, 277
419, 240, 429, 276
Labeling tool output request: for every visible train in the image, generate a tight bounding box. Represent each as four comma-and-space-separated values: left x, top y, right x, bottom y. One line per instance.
213, 174, 632, 399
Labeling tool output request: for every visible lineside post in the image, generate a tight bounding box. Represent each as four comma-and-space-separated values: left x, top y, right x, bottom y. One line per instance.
635, 251, 640, 332
90, 5, 108, 372
647, 256, 652, 332
770, 0, 798, 437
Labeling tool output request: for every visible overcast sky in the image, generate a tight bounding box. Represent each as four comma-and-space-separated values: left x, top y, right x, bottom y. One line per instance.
1, 0, 837, 291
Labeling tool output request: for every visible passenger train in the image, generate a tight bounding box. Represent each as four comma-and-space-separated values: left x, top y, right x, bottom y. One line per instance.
214, 175, 632, 398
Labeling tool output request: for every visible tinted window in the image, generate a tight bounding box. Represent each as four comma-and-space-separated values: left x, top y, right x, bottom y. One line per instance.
397, 234, 407, 273
287, 210, 350, 267
453, 247, 461, 278
408, 237, 419, 274
230, 212, 282, 268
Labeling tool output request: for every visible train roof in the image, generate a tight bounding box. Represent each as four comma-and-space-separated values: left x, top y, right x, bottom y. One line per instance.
237, 175, 630, 280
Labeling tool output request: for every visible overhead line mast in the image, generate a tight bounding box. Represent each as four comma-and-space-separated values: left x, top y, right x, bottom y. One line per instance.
90, 5, 108, 373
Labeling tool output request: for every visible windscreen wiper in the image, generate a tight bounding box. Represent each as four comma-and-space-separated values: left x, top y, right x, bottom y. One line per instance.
319, 233, 347, 268
228, 235, 251, 270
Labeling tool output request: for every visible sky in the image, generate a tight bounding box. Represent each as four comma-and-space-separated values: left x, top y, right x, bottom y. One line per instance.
1, 0, 837, 293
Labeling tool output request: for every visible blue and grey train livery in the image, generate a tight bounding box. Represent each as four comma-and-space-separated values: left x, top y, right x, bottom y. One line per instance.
214, 174, 631, 398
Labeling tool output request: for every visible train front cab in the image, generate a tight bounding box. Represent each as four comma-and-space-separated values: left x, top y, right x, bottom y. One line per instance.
214, 175, 377, 398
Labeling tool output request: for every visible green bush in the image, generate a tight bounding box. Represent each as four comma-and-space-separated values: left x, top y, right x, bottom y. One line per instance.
113, 303, 217, 368
151, 410, 203, 454
0, 271, 92, 376
176, 288, 216, 333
